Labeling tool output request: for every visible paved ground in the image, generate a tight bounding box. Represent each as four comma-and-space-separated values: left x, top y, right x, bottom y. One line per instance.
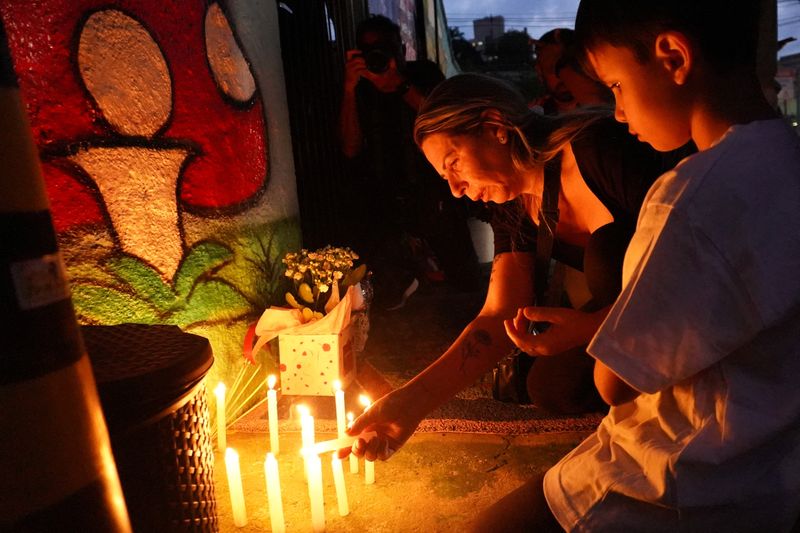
222, 270, 605, 531
216, 429, 587, 532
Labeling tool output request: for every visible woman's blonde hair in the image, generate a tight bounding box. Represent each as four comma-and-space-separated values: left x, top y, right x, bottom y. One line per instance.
414, 73, 609, 172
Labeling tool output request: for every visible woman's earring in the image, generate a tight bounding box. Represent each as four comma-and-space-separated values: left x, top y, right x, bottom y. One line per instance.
499, 135, 507, 144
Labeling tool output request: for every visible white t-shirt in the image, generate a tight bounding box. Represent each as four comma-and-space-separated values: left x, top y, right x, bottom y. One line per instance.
544, 119, 800, 532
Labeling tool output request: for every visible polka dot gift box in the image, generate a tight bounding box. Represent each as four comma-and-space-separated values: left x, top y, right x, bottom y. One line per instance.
278, 326, 356, 396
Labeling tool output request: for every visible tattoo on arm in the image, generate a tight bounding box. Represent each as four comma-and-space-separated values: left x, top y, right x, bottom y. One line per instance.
459, 329, 493, 372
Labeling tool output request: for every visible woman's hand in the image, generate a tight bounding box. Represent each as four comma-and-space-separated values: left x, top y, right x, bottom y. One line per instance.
503, 306, 607, 356
338, 384, 426, 462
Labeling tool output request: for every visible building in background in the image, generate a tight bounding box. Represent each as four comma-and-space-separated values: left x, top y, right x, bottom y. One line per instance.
473, 15, 504, 50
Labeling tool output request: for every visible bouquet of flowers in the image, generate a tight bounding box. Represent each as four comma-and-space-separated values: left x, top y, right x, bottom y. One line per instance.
245, 245, 369, 366
282, 245, 366, 322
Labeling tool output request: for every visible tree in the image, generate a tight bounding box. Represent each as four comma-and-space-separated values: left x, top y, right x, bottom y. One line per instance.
448, 26, 484, 72
487, 30, 533, 69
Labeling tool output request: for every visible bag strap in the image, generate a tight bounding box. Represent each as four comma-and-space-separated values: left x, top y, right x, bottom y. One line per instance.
534, 154, 562, 306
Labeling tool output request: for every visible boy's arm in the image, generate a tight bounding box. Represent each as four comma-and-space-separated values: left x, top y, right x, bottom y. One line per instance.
594, 360, 639, 406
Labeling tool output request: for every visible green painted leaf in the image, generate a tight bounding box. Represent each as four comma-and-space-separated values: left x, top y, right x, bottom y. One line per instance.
174, 241, 234, 299
169, 279, 251, 326
107, 255, 177, 311
72, 284, 162, 324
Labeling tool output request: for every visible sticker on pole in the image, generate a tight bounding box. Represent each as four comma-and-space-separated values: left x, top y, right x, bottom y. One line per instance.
9, 253, 71, 310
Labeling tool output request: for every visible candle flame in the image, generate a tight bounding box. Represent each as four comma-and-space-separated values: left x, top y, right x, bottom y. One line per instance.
225, 447, 238, 461
347, 412, 354, 423
297, 404, 309, 417
267, 374, 277, 390
333, 379, 342, 391
358, 394, 371, 409
214, 382, 226, 397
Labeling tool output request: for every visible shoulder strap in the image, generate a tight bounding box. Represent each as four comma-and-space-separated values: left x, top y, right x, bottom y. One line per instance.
534, 154, 561, 305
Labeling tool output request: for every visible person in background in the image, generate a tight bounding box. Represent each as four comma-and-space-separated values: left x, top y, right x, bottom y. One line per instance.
338, 15, 480, 310
343, 73, 692, 467
531, 28, 578, 115
478, 0, 800, 530
554, 43, 613, 107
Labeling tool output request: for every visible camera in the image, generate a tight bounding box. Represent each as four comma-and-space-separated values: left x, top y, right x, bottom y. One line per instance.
361, 48, 391, 74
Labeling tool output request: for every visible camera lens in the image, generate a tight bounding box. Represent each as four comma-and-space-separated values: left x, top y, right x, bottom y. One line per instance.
364, 49, 390, 74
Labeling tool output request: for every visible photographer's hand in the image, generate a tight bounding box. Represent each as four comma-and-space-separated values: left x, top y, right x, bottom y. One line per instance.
344, 49, 368, 94
360, 57, 406, 93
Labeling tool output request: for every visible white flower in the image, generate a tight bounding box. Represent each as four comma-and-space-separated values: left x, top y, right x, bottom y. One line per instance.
318, 283, 329, 293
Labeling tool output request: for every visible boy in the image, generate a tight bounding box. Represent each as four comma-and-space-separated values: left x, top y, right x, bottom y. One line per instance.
485, 0, 800, 531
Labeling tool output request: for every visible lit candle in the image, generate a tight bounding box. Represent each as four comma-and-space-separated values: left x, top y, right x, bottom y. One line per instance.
224, 448, 247, 527
264, 453, 285, 533
347, 412, 358, 474
214, 382, 227, 451
298, 405, 315, 449
358, 394, 371, 411
267, 375, 279, 455
359, 396, 375, 485
298, 405, 315, 481
333, 380, 346, 439
306, 453, 326, 532
331, 453, 349, 516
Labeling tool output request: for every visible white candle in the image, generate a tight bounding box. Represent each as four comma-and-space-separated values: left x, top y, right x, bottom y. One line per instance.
298, 405, 314, 481
331, 453, 349, 516
224, 448, 247, 527
333, 380, 346, 439
306, 453, 326, 532
365, 459, 375, 485
301, 431, 377, 456
264, 453, 286, 533
359, 396, 375, 484
347, 412, 358, 473
267, 375, 279, 455
298, 405, 315, 449
214, 382, 227, 451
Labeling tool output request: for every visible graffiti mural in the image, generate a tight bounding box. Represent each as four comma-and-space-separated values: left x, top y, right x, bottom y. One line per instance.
0, 0, 301, 392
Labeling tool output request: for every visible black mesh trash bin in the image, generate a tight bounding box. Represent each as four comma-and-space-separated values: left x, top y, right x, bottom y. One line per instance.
82, 323, 218, 532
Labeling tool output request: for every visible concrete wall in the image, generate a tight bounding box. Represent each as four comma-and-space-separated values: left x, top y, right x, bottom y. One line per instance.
0, 0, 301, 386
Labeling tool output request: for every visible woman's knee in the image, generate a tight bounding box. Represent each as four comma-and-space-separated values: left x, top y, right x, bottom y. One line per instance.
526, 350, 599, 414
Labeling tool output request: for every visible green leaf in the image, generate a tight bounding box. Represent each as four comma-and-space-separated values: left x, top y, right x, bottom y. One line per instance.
107, 255, 177, 311
174, 241, 234, 299
169, 279, 251, 326
72, 284, 162, 323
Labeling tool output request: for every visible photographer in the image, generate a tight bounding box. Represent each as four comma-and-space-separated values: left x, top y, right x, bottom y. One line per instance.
338, 15, 479, 309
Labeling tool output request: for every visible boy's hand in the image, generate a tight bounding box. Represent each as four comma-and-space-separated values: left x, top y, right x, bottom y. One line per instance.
504, 306, 605, 356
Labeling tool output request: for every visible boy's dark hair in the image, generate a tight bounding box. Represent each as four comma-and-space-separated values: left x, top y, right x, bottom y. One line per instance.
575, 0, 761, 74
356, 14, 401, 47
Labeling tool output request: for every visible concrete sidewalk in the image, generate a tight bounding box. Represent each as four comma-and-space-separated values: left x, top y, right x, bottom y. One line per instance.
215, 429, 589, 532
